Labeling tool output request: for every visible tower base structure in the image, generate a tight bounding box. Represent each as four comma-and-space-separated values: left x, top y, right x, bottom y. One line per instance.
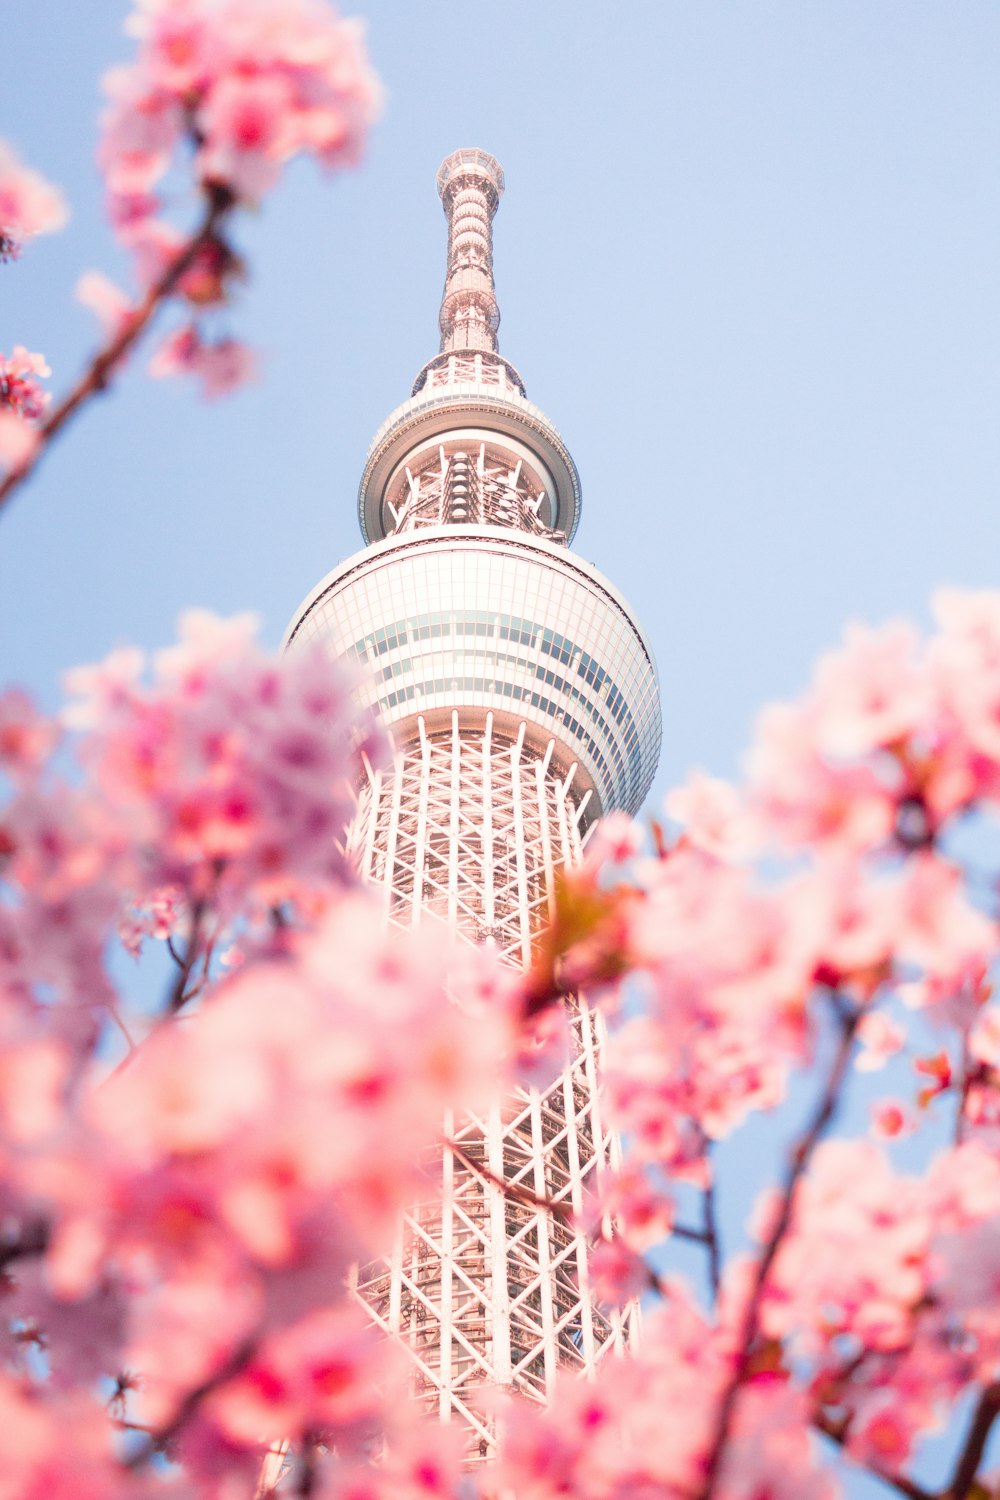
349, 715, 633, 1455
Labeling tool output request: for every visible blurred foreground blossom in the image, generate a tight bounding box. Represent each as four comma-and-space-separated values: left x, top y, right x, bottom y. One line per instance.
0, 140, 68, 261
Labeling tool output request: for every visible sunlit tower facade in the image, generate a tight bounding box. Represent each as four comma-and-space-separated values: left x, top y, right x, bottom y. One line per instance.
284, 151, 661, 1453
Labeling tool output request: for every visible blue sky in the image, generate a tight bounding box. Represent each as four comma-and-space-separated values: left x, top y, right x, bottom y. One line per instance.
4, 2, 999, 818
3, 6, 1000, 1492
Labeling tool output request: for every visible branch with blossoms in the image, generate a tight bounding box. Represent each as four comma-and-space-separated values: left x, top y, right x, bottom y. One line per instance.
696, 993, 862, 1500
0, 0, 380, 510
495, 592, 1000, 1500
0, 189, 230, 511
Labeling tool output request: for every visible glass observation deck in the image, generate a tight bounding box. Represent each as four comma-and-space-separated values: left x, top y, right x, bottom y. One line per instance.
285, 527, 661, 819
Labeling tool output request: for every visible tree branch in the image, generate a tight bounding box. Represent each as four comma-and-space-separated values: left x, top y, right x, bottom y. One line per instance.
701, 1164, 722, 1302
947, 1380, 1000, 1500
0, 1219, 49, 1274
447, 1138, 574, 1220
165, 897, 208, 1015
696, 1000, 861, 1500
0, 187, 232, 516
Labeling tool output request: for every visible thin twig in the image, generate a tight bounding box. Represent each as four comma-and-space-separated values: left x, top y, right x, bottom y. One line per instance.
947, 1380, 1000, 1500
0, 188, 232, 515
0, 1220, 49, 1274
701, 1162, 722, 1302
696, 999, 861, 1500
447, 1139, 573, 1220
672, 1223, 713, 1246
295, 1435, 319, 1499
954, 1027, 973, 1148
165, 897, 207, 1015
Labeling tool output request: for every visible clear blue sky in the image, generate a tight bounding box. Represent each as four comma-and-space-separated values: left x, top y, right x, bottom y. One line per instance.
3, 7, 1000, 1491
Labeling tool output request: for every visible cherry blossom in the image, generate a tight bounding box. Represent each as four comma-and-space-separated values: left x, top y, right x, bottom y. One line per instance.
97, 0, 382, 370
61, 608, 384, 915
0, 140, 68, 261
0, 347, 50, 421
855, 1011, 905, 1072
76, 270, 134, 340
0, 349, 51, 477
149, 322, 257, 397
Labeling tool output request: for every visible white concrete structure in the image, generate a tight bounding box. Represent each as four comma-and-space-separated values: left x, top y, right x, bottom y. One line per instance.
285, 150, 661, 1459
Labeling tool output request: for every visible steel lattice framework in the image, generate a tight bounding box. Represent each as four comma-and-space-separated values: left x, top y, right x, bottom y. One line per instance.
348, 717, 630, 1456
284, 150, 662, 1462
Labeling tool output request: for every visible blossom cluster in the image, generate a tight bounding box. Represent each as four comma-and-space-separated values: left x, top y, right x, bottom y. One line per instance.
1, 610, 384, 1027
519, 589, 1000, 1499
551, 592, 1000, 1199
0, 139, 65, 477
0, 612, 516, 1495
0, 346, 51, 476
493, 1288, 834, 1500
95, 0, 381, 394
3, 584, 1000, 1497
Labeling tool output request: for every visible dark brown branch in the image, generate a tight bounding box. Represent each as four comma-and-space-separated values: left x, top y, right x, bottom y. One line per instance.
0, 188, 232, 516
447, 1139, 573, 1220
0, 1219, 49, 1274
946, 1380, 1000, 1500
701, 1162, 722, 1301
696, 1001, 861, 1500
165, 897, 207, 1015
294, 1435, 320, 1498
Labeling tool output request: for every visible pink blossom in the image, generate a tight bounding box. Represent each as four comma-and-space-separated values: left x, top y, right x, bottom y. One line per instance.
856, 1011, 906, 1072
0, 410, 40, 474
848, 1400, 914, 1471
206, 1305, 388, 1445
665, 770, 759, 859
786, 858, 901, 995
930, 588, 1000, 762
970, 1004, 1000, 1068
812, 620, 933, 757
586, 1162, 675, 1250
747, 698, 897, 854
149, 323, 257, 397
0, 1376, 129, 1499
897, 853, 995, 983
198, 72, 296, 199
75, 270, 134, 339
0, 346, 51, 420
871, 1098, 915, 1139
0, 688, 59, 780
581, 808, 643, 868
588, 1235, 651, 1306
0, 140, 68, 260
117, 884, 184, 957
126, 0, 228, 95
762, 1141, 932, 1356
63, 610, 380, 908
99, 0, 381, 258
719, 1384, 838, 1500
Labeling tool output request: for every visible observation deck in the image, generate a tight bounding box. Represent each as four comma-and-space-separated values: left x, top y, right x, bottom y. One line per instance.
284, 526, 660, 819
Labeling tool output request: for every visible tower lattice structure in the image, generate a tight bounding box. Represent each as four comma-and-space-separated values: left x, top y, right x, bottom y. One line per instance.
285, 150, 661, 1457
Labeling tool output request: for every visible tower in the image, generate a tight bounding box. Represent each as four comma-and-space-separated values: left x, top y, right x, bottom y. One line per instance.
284, 151, 661, 1455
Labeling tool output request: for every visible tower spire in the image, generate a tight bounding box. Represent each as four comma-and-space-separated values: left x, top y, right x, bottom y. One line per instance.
435, 148, 504, 356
